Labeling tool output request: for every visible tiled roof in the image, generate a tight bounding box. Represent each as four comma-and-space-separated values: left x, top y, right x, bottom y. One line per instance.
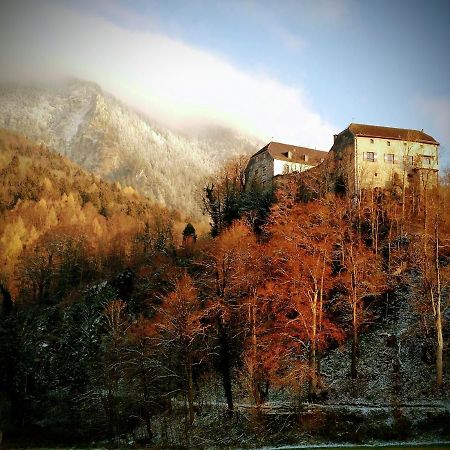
252, 141, 328, 165
347, 123, 439, 144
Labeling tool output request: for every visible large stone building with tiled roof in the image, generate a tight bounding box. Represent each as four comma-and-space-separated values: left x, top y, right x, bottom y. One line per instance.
328, 123, 439, 194
245, 141, 328, 189
245, 124, 440, 195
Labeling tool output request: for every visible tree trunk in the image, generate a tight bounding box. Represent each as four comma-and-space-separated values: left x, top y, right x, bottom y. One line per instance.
351, 299, 359, 379
309, 344, 317, 396
139, 361, 154, 441
218, 318, 233, 412
186, 354, 195, 425
317, 259, 325, 390
434, 221, 443, 388
249, 295, 261, 406
309, 290, 318, 397
436, 315, 443, 388
351, 323, 358, 379
0, 283, 13, 316
350, 250, 359, 380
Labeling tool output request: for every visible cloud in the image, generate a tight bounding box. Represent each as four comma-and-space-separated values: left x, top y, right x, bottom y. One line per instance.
0, 1, 336, 149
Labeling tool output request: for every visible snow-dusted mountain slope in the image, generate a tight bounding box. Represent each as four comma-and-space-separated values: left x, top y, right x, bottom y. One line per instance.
0, 80, 261, 217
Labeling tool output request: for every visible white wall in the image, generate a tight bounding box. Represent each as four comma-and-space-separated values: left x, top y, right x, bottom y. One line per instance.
273, 159, 314, 176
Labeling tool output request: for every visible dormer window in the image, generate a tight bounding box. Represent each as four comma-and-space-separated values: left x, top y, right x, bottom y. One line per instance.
303, 154, 309, 162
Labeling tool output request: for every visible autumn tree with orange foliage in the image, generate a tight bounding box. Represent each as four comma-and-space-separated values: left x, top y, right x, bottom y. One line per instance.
154, 274, 207, 425
199, 222, 262, 411
265, 192, 345, 398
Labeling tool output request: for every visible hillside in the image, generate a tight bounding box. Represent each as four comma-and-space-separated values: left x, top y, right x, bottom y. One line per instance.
0, 129, 181, 297
0, 130, 449, 449
0, 80, 261, 217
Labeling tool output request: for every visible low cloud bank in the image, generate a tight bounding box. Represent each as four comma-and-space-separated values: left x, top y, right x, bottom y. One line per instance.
0, 1, 336, 149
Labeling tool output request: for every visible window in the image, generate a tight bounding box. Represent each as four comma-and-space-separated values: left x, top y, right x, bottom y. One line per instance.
283, 163, 290, 174
363, 151, 375, 162
385, 153, 395, 163
370, 139, 374, 144
387, 141, 391, 146
254, 169, 259, 175
422, 156, 432, 166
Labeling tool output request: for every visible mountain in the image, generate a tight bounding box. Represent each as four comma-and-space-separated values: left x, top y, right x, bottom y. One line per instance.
0, 80, 261, 217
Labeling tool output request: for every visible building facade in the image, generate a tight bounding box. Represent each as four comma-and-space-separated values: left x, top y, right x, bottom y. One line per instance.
328, 123, 439, 194
245, 141, 328, 189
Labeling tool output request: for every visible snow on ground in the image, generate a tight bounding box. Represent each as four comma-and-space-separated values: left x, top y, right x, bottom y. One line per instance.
321, 275, 449, 406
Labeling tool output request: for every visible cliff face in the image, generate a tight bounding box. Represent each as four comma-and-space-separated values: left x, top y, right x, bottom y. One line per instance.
0, 80, 261, 217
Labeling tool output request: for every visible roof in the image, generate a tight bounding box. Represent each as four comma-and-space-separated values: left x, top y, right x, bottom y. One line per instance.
347, 123, 439, 145
252, 141, 328, 165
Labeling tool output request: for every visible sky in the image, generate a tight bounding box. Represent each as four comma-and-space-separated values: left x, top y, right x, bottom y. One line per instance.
0, 0, 449, 163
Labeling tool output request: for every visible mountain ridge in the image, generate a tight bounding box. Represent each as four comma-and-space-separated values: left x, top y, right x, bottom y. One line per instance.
0, 79, 262, 217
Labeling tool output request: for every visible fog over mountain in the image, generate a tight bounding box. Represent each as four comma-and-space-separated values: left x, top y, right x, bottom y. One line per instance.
0, 79, 262, 217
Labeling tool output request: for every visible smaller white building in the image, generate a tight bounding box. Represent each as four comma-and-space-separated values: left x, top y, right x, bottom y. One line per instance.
245, 141, 328, 189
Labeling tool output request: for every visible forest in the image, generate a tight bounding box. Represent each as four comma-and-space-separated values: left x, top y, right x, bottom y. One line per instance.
0, 129, 449, 448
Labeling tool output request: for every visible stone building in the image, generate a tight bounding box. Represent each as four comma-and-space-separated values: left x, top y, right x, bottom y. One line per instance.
327, 123, 440, 195
245, 141, 328, 189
